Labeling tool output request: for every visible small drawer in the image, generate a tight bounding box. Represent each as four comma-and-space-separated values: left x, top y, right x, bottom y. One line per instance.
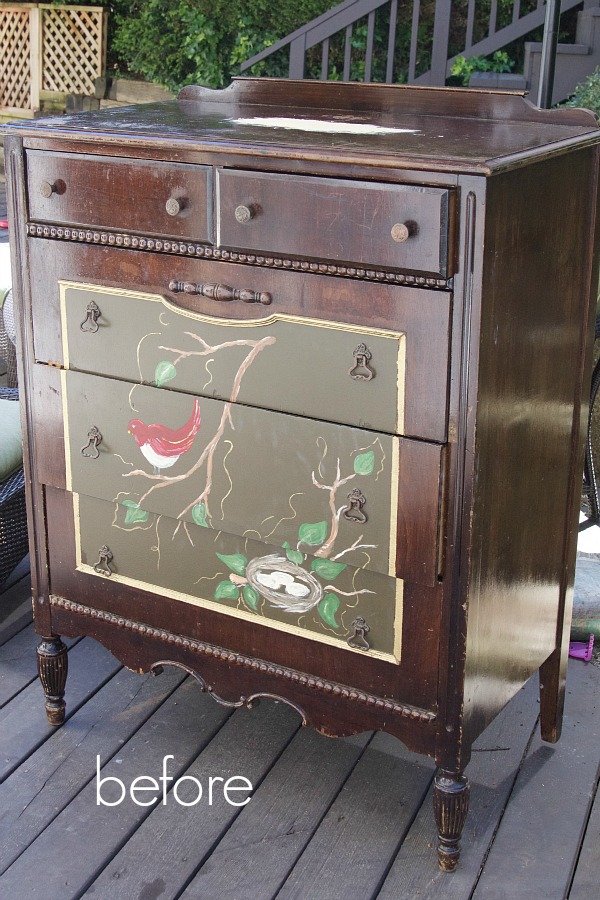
217, 170, 453, 277
62, 369, 444, 585
74, 492, 404, 664
26, 150, 212, 243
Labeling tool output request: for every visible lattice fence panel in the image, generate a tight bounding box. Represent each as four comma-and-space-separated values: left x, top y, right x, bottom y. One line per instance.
0, 8, 31, 110
41, 6, 104, 94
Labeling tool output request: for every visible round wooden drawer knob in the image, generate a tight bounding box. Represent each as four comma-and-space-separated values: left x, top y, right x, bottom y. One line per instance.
40, 180, 56, 198
391, 222, 410, 243
235, 204, 254, 224
165, 197, 184, 216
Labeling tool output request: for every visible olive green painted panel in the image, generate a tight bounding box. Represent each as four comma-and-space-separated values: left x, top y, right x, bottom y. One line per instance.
64, 369, 399, 578
75, 493, 403, 663
61, 282, 405, 435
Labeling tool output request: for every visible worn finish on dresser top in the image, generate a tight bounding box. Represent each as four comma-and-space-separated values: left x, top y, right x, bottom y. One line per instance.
4, 78, 600, 871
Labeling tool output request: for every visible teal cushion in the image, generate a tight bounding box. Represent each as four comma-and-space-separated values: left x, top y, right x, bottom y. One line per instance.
0, 399, 23, 480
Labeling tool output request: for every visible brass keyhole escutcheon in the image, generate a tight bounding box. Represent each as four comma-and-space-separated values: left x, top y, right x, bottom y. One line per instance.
235, 204, 254, 224
348, 343, 375, 381
348, 617, 371, 652
80, 426, 103, 459
80, 300, 101, 333
342, 488, 368, 524
94, 545, 114, 577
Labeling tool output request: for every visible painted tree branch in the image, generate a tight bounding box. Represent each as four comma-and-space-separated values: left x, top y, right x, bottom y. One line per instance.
310, 459, 356, 559
124, 335, 275, 519
159, 332, 270, 367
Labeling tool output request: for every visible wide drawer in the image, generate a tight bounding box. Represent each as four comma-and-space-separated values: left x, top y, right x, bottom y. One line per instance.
217, 170, 454, 277
62, 369, 444, 584
26, 151, 213, 242
61, 281, 406, 436
29, 243, 452, 443
74, 492, 404, 664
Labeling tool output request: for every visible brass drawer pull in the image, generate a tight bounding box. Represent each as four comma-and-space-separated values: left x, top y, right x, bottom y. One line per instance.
348, 343, 375, 381
39, 180, 57, 198
168, 280, 271, 305
342, 488, 367, 524
80, 425, 103, 459
234, 204, 254, 223
93, 545, 114, 577
348, 617, 370, 651
80, 300, 101, 333
165, 197, 185, 217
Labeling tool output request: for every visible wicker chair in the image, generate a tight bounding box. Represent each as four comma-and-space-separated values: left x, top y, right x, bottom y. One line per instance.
0, 291, 28, 588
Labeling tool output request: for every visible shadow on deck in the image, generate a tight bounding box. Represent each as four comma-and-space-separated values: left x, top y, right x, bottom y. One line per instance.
0, 558, 599, 900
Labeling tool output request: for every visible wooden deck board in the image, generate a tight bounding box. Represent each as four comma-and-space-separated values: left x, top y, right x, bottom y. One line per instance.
0, 637, 120, 784
0, 679, 232, 899
83, 700, 302, 900
0, 576, 599, 898
569, 773, 600, 899
471, 662, 600, 900
277, 732, 436, 900
0, 665, 185, 876
377, 675, 542, 900
180, 728, 372, 900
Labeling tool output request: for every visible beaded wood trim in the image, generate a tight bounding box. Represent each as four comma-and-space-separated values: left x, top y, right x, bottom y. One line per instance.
49, 595, 437, 724
27, 223, 451, 290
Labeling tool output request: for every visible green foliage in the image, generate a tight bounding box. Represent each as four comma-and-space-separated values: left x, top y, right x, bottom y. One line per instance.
564, 68, 600, 118
318, 592, 340, 629
449, 51, 513, 87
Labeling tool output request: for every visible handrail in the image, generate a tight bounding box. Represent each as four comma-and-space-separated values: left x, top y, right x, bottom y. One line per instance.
240, 0, 585, 87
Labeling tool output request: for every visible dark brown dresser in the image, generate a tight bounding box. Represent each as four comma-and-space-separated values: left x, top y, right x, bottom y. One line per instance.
4, 78, 600, 870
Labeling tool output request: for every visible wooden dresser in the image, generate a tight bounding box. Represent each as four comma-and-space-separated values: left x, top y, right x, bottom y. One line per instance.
4, 79, 600, 870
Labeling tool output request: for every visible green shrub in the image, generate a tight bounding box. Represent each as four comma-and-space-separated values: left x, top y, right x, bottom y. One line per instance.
448, 51, 513, 87
563, 67, 600, 118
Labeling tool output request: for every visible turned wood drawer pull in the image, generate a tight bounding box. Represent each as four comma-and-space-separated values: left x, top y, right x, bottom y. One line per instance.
80, 426, 103, 459
165, 197, 185, 216
234, 204, 254, 224
348, 343, 375, 381
80, 300, 101, 333
93, 545, 114, 577
348, 617, 370, 651
391, 222, 415, 243
342, 488, 367, 524
168, 280, 272, 305
40, 180, 57, 198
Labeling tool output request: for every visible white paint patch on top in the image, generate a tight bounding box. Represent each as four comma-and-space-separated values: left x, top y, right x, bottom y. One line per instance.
232, 116, 420, 135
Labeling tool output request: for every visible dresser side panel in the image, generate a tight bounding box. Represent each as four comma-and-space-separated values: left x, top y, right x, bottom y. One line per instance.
461, 148, 600, 748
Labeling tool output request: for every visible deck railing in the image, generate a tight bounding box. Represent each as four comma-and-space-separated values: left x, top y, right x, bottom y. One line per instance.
240, 0, 589, 86
0, 3, 107, 116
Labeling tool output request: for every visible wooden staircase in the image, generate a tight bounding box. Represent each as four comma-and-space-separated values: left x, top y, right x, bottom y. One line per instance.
240, 0, 600, 103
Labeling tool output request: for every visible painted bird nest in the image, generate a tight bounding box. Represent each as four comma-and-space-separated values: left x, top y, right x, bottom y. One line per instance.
246, 554, 323, 613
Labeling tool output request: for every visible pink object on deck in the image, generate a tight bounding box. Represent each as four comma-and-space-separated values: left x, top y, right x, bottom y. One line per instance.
568, 634, 594, 661
0, 220, 8, 229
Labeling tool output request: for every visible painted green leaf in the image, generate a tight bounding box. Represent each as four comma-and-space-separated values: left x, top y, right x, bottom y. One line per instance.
121, 500, 149, 525
215, 580, 240, 600
318, 592, 340, 629
282, 540, 304, 565
353, 450, 375, 476
155, 360, 177, 387
298, 521, 328, 547
242, 585, 259, 611
216, 552, 248, 576
311, 559, 347, 580
191, 502, 208, 527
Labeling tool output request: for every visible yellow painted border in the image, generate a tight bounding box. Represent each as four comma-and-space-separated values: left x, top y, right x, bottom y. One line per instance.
59, 280, 406, 433
73, 493, 403, 665
61, 368, 73, 493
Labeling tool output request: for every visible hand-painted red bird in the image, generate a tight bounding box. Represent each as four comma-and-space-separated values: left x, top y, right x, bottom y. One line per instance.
128, 400, 201, 474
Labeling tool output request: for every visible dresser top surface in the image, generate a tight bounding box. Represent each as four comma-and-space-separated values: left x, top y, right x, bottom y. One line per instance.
5, 78, 600, 174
